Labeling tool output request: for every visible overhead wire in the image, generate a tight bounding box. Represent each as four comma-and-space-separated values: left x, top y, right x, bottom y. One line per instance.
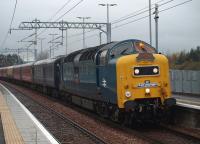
112, 0, 192, 29
112, 0, 167, 24
0, 0, 18, 49
54, 0, 84, 22
20, 0, 83, 52
112, 0, 174, 25
9, 0, 18, 29
67, 0, 172, 42
19, 33, 35, 42
37, 0, 73, 36
160, 0, 192, 12
38, 0, 84, 53
48, 0, 72, 22
37, 0, 84, 37
69, 0, 193, 45
67, 0, 172, 39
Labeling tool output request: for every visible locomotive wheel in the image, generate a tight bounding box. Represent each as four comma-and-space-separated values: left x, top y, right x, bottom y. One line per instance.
63, 94, 72, 104
123, 111, 137, 128
42, 87, 47, 94
164, 106, 175, 124
95, 102, 109, 118
110, 108, 119, 122
95, 102, 103, 116
52, 90, 59, 98
110, 108, 124, 124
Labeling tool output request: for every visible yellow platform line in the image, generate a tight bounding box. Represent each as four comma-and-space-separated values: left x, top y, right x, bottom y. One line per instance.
0, 91, 24, 144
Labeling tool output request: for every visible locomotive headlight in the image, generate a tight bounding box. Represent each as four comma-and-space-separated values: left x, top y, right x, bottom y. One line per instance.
145, 88, 150, 94
125, 91, 131, 98
153, 68, 158, 73
134, 69, 140, 74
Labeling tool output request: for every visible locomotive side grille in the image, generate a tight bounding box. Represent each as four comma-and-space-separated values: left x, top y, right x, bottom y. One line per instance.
133, 66, 159, 76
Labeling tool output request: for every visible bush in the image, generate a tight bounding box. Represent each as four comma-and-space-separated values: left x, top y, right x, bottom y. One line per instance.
168, 46, 200, 70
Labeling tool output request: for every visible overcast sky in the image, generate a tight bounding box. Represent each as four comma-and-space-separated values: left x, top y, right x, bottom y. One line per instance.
0, 0, 199, 60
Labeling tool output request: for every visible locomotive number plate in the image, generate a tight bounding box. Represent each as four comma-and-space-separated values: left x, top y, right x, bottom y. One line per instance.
137, 82, 158, 88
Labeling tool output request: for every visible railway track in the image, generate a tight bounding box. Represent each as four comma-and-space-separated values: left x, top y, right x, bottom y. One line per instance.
2, 82, 106, 144
76, 106, 200, 144
2, 81, 200, 144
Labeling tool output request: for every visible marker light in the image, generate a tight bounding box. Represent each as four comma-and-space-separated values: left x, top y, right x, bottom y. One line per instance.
139, 43, 144, 49
153, 68, 158, 73
125, 91, 131, 98
145, 88, 150, 94
134, 69, 140, 74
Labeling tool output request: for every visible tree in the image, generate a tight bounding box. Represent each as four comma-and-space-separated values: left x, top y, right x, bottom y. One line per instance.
176, 51, 186, 64
169, 45, 200, 70
0, 54, 23, 67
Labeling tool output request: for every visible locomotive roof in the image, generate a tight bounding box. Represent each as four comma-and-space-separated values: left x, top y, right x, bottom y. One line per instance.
13, 64, 24, 68
34, 56, 65, 66
0, 65, 13, 70
34, 58, 55, 65
63, 42, 119, 62
98, 42, 118, 51
16, 62, 34, 68
63, 39, 154, 63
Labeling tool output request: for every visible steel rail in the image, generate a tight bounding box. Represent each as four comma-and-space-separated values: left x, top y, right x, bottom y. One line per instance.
3, 82, 107, 144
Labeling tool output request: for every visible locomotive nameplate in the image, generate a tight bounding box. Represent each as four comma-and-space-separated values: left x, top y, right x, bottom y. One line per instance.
137, 82, 158, 88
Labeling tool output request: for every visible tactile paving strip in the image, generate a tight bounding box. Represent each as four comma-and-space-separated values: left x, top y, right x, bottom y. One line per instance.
0, 91, 24, 144
0, 115, 5, 144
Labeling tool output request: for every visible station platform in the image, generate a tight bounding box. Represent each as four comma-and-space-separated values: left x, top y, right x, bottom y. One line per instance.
173, 93, 200, 110
0, 83, 59, 144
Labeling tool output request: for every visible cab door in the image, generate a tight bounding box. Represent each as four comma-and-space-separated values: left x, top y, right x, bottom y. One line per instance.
96, 50, 113, 102
96, 50, 107, 88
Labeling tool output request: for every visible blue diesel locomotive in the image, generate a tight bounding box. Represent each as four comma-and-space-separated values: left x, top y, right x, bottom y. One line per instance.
0, 39, 176, 123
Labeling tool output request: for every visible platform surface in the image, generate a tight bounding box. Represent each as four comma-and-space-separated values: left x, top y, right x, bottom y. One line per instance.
0, 83, 59, 144
0, 90, 24, 144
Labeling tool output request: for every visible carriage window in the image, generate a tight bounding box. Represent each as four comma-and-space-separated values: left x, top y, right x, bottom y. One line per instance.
134, 42, 156, 53
110, 42, 133, 59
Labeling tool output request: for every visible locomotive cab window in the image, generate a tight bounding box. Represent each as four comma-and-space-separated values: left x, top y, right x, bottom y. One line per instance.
134, 42, 156, 53
99, 50, 108, 65
110, 42, 134, 59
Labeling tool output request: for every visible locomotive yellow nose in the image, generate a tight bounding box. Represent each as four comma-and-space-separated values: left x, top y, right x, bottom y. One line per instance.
116, 54, 171, 109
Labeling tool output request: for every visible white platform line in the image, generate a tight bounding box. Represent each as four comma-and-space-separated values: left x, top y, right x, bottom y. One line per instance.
0, 83, 60, 144
176, 102, 200, 110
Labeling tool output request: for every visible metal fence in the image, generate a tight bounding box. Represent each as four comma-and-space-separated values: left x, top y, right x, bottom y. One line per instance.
170, 70, 200, 95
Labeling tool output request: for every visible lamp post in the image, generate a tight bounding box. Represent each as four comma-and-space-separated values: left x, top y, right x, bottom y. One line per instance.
154, 4, 159, 51
149, 0, 152, 45
99, 3, 117, 24
77, 17, 91, 49
99, 3, 117, 43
